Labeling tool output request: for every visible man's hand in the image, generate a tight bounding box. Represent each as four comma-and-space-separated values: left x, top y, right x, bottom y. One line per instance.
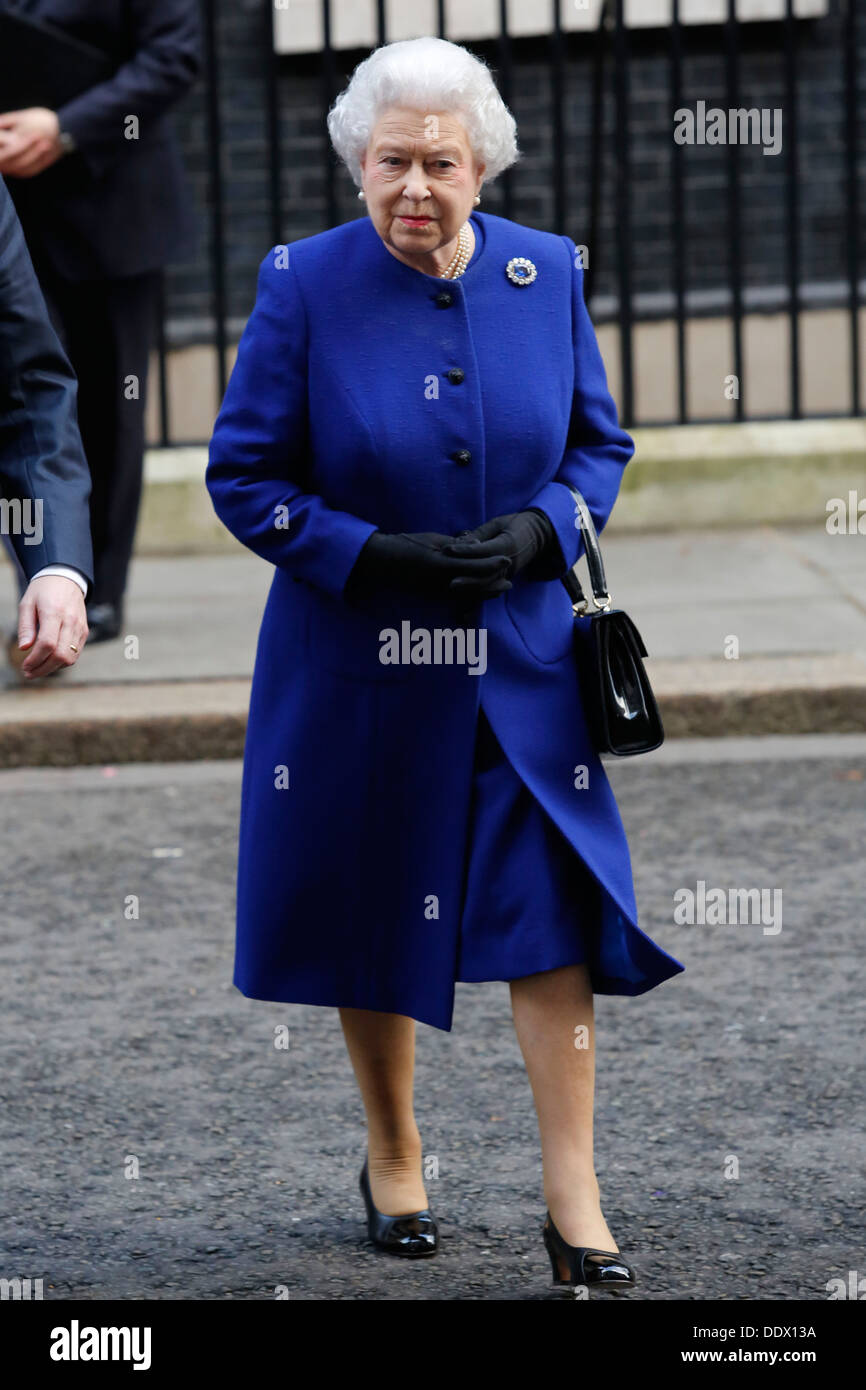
17, 576, 88, 679
0, 109, 64, 178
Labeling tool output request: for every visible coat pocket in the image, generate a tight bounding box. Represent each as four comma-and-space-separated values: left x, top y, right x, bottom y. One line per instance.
505, 579, 575, 665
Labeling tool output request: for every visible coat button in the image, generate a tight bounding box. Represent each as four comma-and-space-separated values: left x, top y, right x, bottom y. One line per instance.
446, 367, 465, 384
434, 291, 453, 308
452, 449, 472, 466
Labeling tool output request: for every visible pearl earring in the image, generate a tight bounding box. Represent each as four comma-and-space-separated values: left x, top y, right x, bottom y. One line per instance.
474, 195, 481, 205
358, 190, 366, 201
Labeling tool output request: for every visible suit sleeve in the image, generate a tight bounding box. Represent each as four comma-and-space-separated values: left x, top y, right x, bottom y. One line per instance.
0, 179, 93, 588
206, 247, 378, 598
56, 0, 201, 181
526, 235, 634, 575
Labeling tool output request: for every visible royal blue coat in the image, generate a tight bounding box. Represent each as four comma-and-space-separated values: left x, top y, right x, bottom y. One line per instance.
206, 209, 684, 1031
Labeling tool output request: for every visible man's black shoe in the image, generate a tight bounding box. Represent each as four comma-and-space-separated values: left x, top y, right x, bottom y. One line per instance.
85, 602, 123, 644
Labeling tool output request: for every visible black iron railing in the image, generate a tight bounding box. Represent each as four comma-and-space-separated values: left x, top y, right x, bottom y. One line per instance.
158, 0, 862, 442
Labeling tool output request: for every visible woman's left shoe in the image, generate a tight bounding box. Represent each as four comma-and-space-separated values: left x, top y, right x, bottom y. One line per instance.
543, 1212, 636, 1296
359, 1159, 439, 1258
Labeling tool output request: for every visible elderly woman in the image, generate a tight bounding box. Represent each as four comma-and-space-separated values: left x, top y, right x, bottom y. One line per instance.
206, 35, 683, 1295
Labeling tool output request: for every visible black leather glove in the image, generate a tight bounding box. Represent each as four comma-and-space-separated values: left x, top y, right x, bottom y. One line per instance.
345, 530, 513, 602
442, 509, 565, 594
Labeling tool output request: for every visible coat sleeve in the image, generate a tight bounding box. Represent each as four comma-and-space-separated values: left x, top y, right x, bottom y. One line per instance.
0, 178, 94, 588
56, 0, 201, 181
206, 247, 378, 598
526, 235, 634, 575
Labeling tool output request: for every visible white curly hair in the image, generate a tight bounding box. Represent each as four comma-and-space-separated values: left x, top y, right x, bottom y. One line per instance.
327, 36, 519, 189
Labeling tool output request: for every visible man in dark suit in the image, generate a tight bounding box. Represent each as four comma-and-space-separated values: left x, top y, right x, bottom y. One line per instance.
0, 175, 92, 677
0, 0, 201, 641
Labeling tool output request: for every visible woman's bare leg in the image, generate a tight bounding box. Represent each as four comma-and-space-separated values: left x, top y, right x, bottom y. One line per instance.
338, 1007, 428, 1216
509, 963, 618, 1251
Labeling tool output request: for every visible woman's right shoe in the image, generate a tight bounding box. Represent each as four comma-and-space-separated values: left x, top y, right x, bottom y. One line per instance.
543, 1212, 636, 1296
359, 1159, 439, 1258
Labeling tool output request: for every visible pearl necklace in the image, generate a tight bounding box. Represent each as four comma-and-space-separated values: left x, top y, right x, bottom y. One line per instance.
439, 222, 473, 279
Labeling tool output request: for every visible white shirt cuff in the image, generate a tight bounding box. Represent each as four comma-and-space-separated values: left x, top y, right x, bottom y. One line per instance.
30, 565, 89, 597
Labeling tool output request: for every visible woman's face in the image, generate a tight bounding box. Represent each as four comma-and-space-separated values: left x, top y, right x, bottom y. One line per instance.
360, 106, 485, 263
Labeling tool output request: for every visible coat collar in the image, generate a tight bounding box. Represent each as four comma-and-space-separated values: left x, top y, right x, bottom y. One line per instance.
357, 209, 495, 291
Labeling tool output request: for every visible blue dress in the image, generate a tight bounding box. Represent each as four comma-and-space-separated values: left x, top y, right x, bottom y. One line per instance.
455, 217, 594, 984
206, 208, 685, 1031
458, 708, 597, 982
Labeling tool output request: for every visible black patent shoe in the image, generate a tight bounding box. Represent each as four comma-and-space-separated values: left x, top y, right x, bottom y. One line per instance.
543, 1212, 636, 1296
85, 602, 123, 644
359, 1159, 438, 1258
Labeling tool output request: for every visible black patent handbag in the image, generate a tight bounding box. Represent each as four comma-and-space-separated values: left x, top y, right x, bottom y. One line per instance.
561, 487, 664, 757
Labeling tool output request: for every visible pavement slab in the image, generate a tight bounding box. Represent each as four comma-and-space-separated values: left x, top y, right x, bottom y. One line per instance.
1, 524, 864, 764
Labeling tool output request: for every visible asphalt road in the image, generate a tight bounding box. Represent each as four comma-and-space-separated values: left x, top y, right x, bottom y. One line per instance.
1, 737, 864, 1301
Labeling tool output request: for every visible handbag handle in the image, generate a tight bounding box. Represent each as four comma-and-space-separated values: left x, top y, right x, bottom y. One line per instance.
561, 486, 612, 614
